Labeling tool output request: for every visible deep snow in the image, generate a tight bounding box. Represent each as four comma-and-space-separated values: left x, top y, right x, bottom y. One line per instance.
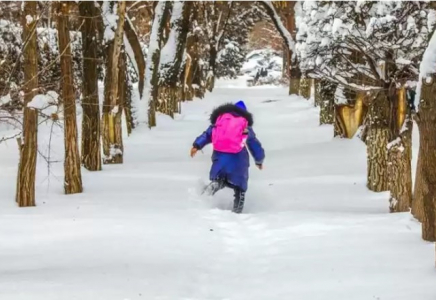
0, 77, 435, 300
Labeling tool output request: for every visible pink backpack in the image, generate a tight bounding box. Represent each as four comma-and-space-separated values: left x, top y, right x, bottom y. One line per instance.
212, 113, 248, 153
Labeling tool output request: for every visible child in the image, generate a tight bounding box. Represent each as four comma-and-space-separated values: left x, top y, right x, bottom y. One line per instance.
190, 100, 265, 213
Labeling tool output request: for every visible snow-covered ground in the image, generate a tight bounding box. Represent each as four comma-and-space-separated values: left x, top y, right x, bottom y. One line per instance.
0, 77, 435, 300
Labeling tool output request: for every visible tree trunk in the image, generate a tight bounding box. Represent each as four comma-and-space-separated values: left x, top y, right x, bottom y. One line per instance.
16, 1, 38, 207
366, 91, 391, 192
415, 75, 436, 241
102, 1, 126, 164
299, 74, 311, 99
388, 117, 413, 212
79, 1, 101, 171
124, 17, 145, 99
314, 79, 321, 107
158, 1, 192, 116
124, 78, 135, 135
57, 2, 83, 194
146, 1, 172, 128
412, 148, 425, 220
319, 79, 335, 125
206, 47, 217, 92
289, 57, 301, 95
287, 2, 300, 95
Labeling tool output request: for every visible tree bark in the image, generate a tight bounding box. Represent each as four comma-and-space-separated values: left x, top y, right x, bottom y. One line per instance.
415, 75, 436, 241
124, 77, 134, 135
16, 1, 38, 207
79, 1, 101, 171
158, 1, 192, 116
319, 79, 335, 125
146, 1, 172, 128
412, 147, 425, 220
299, 74, 311, 99
388, 117, 413, 213
57, 2, 83, 194
102, 1, 126, 164
366, 91, 391, 192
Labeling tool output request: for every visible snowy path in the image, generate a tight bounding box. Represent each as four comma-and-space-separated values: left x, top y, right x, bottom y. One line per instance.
0, 78, 435, 300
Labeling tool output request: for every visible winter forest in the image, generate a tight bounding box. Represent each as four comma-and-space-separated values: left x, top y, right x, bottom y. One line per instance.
1, 1, 436, 299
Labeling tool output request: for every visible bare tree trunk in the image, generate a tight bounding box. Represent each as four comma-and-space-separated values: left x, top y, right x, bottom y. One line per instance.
57, 2, 83, 194
16, 1, 38, 207
102, 1, 126, 164
79, 1, 101, 171
415, 75, 436, 241
366, 91, 391, 192
146, 1, 172, 128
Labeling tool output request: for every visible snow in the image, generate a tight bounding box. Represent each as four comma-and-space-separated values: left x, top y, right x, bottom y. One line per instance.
25, 15, 33, 25
0, 93, 11, 105
334, 85, 348, 105
27, 94, 51, 110
102, 2, 118, 42
0, 78, 435, 300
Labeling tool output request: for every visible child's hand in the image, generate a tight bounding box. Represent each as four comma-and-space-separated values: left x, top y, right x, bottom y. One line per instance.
190, 147, 198, 158
256, 164, 263, 170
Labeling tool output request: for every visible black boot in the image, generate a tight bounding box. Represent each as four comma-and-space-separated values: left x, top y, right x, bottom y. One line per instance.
232, 189, 245, 213
203, 179, 225, 196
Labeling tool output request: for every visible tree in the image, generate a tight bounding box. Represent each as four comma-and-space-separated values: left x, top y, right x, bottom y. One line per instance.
158, 1, 192, 116
123, 16, 145, 134
259, 1, 298, 94
102, 1, 126, 164
79, 1, 101, 171
57, 1, 83, 194
16, 1, 38, 207
296, 1, 429, 199
145, 1, 171, 127
215, 3, 261, 79
201, 1, 234, 92
414, 27, 436, 241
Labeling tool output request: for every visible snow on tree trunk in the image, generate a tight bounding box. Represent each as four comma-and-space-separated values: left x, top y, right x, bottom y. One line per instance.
57, 2, 83, 194
185, 10, 203, 101
102, 1, 126, 164
145, 1, 171, 128
79, 1, 101, 172
259, 1, 295, 51
16, 1, 38, 207
158, 1, 192, 117
366, 91, 391, 193
124, 16, 145, 100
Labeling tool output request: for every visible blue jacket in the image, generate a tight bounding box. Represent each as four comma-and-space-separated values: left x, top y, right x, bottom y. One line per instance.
193, 104, 265, 192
